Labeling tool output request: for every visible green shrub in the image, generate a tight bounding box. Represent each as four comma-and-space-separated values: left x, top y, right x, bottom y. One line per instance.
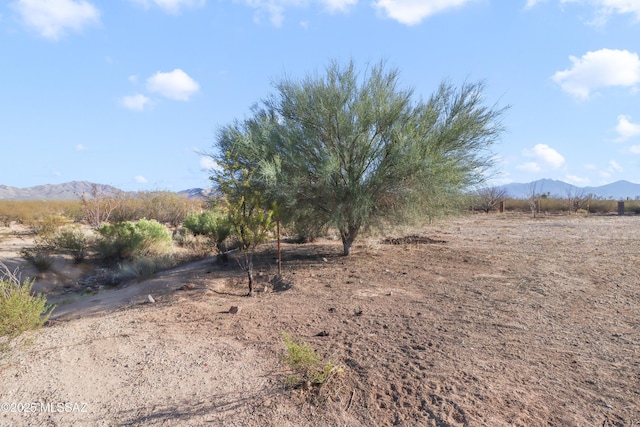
53, 226, 91, 263
183, 210, 231, 252
96, 219, 173, 263
0, 264, 54, 339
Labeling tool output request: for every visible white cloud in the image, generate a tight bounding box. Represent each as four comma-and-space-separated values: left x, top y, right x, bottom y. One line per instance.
373, 0, 476, 25
609, 159, 623, 172
630, 145, 640, 154
128, 75, 138, 83
200, 156, 218, 170
523, 144, 566, 169
121, 94, 152, 111
75, 144, 86, 151
552, 49, 640, 100
615, 115, 640, 141
146, 69, 200, 101
12, 0, 100, 40
129, 0, 205, 14
516, 162, 542, 172
135, 175, 148, 183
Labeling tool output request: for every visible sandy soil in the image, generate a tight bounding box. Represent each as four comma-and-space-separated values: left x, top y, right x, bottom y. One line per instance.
1, 213, 639, 426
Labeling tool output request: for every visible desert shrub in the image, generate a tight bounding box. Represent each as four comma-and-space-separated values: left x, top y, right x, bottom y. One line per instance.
29, 213, 68, 238
0, 200, 81, 228
96, 219, 173, 263
19, 247, 55, 272
114, 255, 175, 282
53, 226, 91, 263
111, 192, 201, 226
624, 200, 640, 214
280, 331, 342, 388
183, 210, 231, 253
589, 199, 616, 214
0, 263, 54, 339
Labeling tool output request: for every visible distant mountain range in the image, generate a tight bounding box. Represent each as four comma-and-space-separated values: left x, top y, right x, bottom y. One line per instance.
2, 179, 640, 201
498, 179, 640, 200
0, 181, 215, 201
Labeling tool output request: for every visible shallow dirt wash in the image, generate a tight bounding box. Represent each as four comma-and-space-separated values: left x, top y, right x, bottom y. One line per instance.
1, 213, 639, 426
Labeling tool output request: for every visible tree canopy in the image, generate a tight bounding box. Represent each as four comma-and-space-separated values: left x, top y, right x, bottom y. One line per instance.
211, 59, 508, 255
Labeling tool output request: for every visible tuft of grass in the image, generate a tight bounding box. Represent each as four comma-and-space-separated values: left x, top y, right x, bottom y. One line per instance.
0, 262, 55, 340
280, 331, 343, 389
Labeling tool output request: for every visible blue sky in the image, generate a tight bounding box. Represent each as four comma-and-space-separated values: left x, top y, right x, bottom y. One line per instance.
1, 0, 640, 192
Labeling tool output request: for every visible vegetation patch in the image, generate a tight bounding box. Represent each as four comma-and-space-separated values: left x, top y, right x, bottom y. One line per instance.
0, 263, 54, 342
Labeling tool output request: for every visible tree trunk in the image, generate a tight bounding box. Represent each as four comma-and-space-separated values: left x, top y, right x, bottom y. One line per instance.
247, 268, 254, 295
341, 225, 359, 256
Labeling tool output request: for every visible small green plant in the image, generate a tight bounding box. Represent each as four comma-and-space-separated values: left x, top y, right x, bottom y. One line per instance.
0, 262, 55, 340
280, 331, 342, 389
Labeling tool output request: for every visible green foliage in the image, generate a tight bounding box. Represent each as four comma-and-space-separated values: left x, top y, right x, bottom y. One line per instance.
280, 331, 342, 388
214, 151, 275, 294
211, 59, 507, 255
183, 210, 231, 252
0, 264, 54, 339
96, 219, 173, 263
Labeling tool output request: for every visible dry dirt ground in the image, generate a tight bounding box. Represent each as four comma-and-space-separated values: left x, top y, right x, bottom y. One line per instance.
1, 213, 639, 426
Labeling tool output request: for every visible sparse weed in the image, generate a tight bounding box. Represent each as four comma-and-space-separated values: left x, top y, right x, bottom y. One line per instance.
280, 331, 343, 389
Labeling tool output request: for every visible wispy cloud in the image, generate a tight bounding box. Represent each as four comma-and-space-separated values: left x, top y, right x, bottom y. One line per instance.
146, 69, 200, 101
615, 115, 640, 141
128, 0, 205, 14
373, 0, 476, 25
629, 145, 640, 154
525, 0, 640, 22
12, 0, 100, 40
552, 49, 640, 100
564, 174, 590, 186
121, 94, 152, 111
75, 144, 87, 151
135, 175, 148, 183
609, 159, 623, 173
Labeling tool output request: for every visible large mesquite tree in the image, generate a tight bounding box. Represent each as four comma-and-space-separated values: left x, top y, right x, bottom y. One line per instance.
212, 59, 507, 256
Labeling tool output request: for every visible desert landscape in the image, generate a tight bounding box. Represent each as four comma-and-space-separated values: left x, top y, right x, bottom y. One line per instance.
1, 213, 639, 426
